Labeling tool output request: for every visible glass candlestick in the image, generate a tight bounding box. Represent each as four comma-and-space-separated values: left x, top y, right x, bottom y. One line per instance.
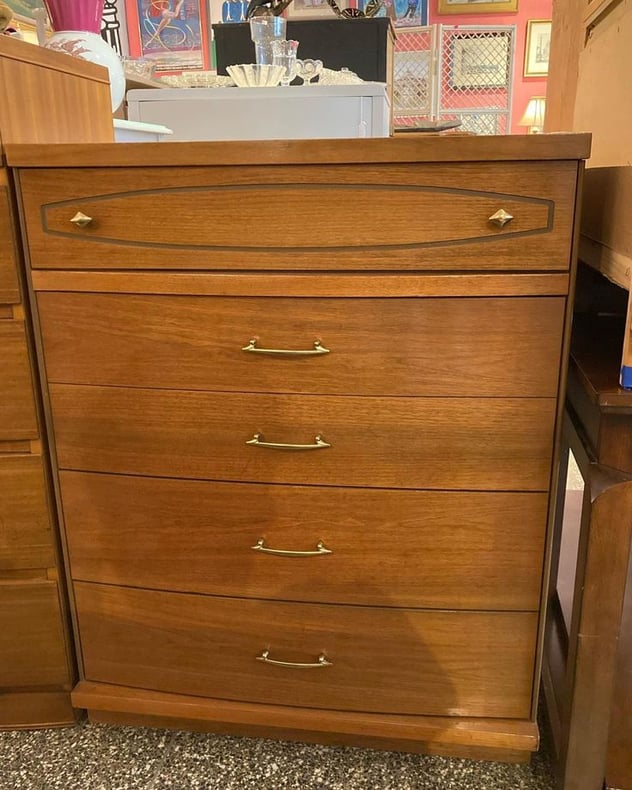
271, 39, 299, 86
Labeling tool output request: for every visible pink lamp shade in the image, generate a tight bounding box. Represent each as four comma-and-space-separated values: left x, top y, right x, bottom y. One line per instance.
43, 0, 104, 34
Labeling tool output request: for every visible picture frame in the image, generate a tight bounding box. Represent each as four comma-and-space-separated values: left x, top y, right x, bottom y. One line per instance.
124, 0, 211, 72
438, 0, 518, 14
450, 32, 510, 89
2, 0, 42, 22
393, 45, 431, 118
524, 19, 551, 77
288, 0, 428, 24
285, 0, 337, 19
2, 0, 45, 43
363, 0, 428, 28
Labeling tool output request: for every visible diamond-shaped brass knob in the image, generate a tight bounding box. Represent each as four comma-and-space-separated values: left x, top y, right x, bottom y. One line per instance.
488, 209, 514, 228
70, 211, 93, 228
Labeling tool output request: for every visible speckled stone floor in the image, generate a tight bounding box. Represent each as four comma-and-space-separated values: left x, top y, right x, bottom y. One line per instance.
1, 714, 556, 790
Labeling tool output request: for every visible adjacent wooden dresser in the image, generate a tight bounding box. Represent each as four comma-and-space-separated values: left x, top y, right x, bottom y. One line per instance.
0, 35, 113, 728
8, 134, 590, 759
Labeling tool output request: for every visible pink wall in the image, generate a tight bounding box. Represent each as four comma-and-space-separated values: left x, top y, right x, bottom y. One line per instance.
429, 0, 551, 134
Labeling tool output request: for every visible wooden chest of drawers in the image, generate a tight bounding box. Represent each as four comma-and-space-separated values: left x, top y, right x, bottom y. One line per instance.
0, 34, 113, 730
0, 172, 74, 727
9, 135, 590, 760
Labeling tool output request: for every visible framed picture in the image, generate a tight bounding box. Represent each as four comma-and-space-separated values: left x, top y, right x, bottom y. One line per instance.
524, 19, 551, 77
2, 0, 42, 21
2, 0, 44, 43
393, 46, 431, 117
450, 32, 510, 89
125, 0, 211, 72
286, 0, 337, 19
438, 0, 518, 13
361, 0, 428, 28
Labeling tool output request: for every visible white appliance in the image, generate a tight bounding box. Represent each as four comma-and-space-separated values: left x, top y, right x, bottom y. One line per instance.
126, 83, 391, 141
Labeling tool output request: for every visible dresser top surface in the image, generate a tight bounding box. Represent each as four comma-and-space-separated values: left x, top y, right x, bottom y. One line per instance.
5, 133, 591, 169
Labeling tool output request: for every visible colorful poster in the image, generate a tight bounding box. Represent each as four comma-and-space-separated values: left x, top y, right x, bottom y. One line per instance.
360, 0, 427, 28
126, 0, 210, 72
2, 0, 42, 20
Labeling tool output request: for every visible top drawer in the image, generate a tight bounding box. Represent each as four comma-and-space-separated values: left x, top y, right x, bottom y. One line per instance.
18, 161, 578, 271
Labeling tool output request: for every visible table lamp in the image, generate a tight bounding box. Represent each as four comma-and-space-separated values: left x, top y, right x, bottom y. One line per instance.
519, 96, 546, 134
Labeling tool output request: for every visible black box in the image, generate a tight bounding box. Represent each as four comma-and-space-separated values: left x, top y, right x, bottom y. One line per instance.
212, 17, 395, 86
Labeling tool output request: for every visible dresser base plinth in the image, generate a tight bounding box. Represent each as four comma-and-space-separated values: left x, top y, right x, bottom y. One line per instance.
73, 681, 537, 764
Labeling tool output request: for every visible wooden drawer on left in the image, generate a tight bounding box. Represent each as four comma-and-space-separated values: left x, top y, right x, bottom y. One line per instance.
0, 320, 38, 440
0, 454, 55, 570
0, 181, 20, 305
0, 580, 70, 688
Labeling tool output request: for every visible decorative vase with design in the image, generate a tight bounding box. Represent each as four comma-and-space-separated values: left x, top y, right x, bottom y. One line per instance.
43, 0, 125, 113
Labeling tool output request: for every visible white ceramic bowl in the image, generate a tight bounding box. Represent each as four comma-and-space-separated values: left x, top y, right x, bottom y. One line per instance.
226, 63, 285, 88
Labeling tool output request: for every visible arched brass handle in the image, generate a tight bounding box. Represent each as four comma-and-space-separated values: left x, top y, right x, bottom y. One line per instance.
246, 433, 330, 450
256, 649, 332, 668
70, 211, 93, 228
242, 339, 330, 356
251, 539, 332, 557
488, 209, 514, 228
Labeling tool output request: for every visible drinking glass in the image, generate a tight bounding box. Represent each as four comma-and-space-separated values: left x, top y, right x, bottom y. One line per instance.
249, 15, 287, 66
271, 39, 299, 86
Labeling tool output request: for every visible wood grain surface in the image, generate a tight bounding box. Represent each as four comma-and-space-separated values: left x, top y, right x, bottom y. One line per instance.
0, 691, 75, 729
19, 162, 577, 271
0, 180, 20, 304
49, 385, 557, 491
6, 133, 592, 168
0, 36, 112, 150
31, 271, 571, 297
0, 454, 54, 571
75, 582, 537, 718
0, 580, 70, 688
61, 471, 547, 610
38, 293, 565, 397
88, 707, 532, 762
73, 680, 539, 753
0, 320, 38, 441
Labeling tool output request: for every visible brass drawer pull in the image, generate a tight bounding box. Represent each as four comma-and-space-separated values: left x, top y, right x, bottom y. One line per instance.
242, 339, 330, 356
69, 211, 93, 228
246, 433, 330, 451
251, 539, 332, 557
488, 209, 514, 228
256, 649, 333, 669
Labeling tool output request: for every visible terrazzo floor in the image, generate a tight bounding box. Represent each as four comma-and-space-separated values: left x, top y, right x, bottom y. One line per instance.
1, 714, 557, 790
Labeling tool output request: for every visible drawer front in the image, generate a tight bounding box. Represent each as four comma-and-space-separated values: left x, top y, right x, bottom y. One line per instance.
0, 180, 20, 304
62, 472, 547, 610
0, 581, 70, 688
20, 162, 577, 271
0, 455, 54, 570
75, 582, 537, 718
38, 293, 565, 398
0, 321, 38, 441
50, 385, 556, 491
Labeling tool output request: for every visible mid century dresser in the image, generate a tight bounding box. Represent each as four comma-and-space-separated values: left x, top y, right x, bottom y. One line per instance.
7, 134, 590, 760
0, 36, 113, 727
